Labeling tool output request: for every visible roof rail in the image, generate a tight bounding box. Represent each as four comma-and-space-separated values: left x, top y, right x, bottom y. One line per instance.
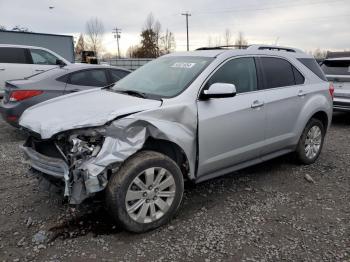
196, 45, 249, 51
247, 45, 304, 53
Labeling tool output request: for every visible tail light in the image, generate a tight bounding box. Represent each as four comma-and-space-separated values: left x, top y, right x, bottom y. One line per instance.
329, 82, 334, 99
9, 90, 43, 102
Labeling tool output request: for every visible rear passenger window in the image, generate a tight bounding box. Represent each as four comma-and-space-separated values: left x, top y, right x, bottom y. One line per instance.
0, 47, 28, 64
207, 57, 257, 94
261, 57, 296, 88
298, 58, 327, 81
110, 69, 130, 83
69, 70, 108, 87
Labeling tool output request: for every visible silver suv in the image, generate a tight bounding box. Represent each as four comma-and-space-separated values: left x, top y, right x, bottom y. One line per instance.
20, 45, 333, 233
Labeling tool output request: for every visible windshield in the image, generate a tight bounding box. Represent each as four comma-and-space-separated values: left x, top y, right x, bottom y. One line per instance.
112, 56, 213, 98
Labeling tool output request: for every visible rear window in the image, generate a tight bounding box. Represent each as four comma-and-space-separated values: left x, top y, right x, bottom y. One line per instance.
298, 58, 327, 81
321, 59, 350, 76
0, 47, 29, 64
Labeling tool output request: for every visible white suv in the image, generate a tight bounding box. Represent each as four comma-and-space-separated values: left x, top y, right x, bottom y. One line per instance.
0, 44, 70, 97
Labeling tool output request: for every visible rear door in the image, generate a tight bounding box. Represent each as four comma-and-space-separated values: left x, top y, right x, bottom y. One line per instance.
0, 47, 33, 93
257, 56, 306, 155
29, 48, 60, 74
64, 69, 109, 93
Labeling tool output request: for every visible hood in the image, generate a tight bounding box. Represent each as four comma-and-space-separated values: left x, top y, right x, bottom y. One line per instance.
19, 89, 162, 139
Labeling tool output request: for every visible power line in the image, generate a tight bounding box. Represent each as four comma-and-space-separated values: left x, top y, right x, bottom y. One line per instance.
193, 0, 347, 15
181, 12, 191, 51
112, 27, 121, 59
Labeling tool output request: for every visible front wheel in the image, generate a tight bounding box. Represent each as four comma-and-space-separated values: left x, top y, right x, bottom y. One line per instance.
106, 151, 184, 233
296, 118, 325, 164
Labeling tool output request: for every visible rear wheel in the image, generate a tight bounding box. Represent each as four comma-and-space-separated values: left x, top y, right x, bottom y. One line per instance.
106, 151, 184, 233
296, 118, 325, 164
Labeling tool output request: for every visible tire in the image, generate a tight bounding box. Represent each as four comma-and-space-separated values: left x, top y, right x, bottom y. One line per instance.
296, 118, 325, 164
106, 150, 184, 233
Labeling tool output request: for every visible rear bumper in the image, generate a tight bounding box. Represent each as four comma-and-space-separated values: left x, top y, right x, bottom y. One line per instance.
333, 97, 350, 112
0, 101, 22, 127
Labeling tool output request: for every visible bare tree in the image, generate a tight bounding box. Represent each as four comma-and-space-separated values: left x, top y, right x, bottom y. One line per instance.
235, 31, 248, 49
75, 33, 85, 56
160, 29, 176, 54
145, 13, 155, 30
85, 17, 105, 55
313, 48, 327, 59
0, 25, 6, 31
223, 29, 232, 46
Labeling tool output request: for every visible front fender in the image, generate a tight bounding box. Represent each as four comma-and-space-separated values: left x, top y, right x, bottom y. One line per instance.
85, 104, 197, 180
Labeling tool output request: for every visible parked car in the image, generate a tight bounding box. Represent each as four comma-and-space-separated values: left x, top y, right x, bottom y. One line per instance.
0, 44, 71, 98
19, 45, 332, 233
0, 64, 130, 126
321, 57, 350, 111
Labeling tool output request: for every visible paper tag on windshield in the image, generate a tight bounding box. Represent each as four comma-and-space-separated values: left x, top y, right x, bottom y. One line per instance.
171, 62, 196, 69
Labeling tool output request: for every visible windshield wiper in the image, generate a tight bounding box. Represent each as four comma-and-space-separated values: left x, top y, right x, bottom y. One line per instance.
115, 89, 148, 99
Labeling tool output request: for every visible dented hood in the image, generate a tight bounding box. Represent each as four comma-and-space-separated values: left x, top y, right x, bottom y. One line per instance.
19, 89, 162, 139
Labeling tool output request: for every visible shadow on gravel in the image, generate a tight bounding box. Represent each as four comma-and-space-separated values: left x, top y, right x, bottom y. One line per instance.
48, 204, 122, 242
331, 112, 350, 126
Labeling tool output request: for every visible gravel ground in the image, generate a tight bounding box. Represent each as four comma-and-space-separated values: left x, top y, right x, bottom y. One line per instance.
0, 113, 349, 262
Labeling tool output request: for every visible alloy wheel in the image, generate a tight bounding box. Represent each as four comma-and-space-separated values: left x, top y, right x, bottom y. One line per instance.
304, 125, 322, 159
125, 167, 176, 224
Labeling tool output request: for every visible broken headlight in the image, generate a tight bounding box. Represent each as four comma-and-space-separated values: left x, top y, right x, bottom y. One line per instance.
67, 132, 104, 166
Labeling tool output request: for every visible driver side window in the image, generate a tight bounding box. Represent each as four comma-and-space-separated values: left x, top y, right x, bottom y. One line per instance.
207, 57, 258, 94
30, 49, 58, 65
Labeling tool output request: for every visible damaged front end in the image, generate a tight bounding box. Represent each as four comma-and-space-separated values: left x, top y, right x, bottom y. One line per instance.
22, 105, 197, 205
22, 127, 108, 204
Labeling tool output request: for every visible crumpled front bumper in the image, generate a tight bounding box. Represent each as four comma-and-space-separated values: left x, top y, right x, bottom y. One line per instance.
21, 145, 70, 196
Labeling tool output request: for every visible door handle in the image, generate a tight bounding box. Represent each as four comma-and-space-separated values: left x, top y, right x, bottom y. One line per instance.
0, 68, 5, 71
298, 90, 305, 97
251, 100, 264, 108
70, 89, 80, 93
35, 69, 45, 72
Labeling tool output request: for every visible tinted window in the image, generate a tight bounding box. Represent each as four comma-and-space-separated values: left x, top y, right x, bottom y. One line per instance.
298, 58, 327, 81
0, 47, 28, 64
293, 67, 305, 85
321, 59, 350, 76
69, 69, 108, 87
56, 74, 69, 83
30, 49, 58, 65
110, 69, 129, 83
207, 57, 257, 93
261, 57, 295, 89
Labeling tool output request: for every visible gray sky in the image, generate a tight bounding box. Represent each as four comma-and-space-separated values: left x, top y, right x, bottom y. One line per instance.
1, 0, 349, 55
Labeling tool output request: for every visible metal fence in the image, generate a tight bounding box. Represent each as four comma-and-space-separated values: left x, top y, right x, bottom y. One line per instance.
104, 58, 154, 71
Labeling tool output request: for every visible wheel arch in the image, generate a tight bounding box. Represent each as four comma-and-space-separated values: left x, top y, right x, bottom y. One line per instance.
142, 137, 192, 181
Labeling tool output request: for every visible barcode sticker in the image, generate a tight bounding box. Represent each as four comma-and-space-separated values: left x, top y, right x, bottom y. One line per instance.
171, 63, 196, 69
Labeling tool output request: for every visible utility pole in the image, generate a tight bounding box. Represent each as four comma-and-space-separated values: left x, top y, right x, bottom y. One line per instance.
181, 12, 191, 51
112, 27, 121, 59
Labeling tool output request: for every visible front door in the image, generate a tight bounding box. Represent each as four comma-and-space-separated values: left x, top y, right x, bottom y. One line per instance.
197, 57, 266, 178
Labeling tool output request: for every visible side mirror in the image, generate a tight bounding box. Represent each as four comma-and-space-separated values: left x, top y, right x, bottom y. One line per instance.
201, 83, 237, 99
56, 59, 66, 67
